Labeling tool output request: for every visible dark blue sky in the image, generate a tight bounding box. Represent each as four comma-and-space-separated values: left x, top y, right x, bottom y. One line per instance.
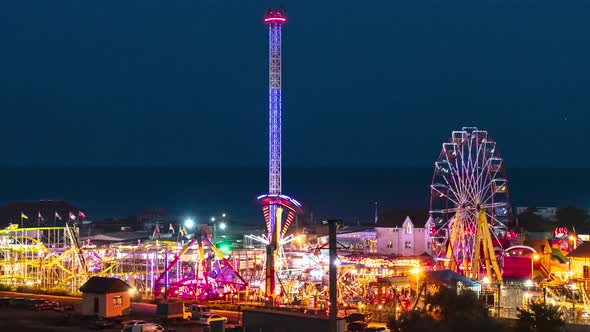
0, 0, 588, 168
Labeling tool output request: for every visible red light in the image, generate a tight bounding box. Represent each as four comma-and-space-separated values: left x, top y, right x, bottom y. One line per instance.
264, 17, 286, 23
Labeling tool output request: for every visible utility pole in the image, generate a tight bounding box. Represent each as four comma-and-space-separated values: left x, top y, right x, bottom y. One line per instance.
373, 201, 379, 225
324, 219, 342, 332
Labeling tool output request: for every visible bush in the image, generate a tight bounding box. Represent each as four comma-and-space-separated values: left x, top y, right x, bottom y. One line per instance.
515, 303, 564, 332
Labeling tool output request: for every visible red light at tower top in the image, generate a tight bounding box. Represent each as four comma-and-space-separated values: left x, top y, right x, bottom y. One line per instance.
264, 9, 286, 24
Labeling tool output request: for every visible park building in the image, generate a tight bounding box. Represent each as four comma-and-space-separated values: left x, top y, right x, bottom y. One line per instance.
375, 216, 433, 257
313, 209, 434, 257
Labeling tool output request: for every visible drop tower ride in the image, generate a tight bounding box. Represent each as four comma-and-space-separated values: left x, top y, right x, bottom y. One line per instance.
258, 9, 301, 302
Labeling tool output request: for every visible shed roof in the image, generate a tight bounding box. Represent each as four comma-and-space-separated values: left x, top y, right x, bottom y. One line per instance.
567, 242, 590, 258
425, 269, 479, 288
79, 277, 131, 294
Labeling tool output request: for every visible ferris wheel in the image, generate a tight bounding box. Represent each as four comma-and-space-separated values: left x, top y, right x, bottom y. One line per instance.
429, 127, 510, 282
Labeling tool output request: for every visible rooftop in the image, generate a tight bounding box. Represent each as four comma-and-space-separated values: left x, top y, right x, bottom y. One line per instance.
376, 208, 430, 228
80, 277, 131, 294
567, 242, 590, 258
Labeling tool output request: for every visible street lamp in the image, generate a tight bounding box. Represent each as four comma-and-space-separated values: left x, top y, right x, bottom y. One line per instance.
210, 217, 216, 222
184, 218, 195, 229
219, 222, 227, 231
410, 267, 421, 297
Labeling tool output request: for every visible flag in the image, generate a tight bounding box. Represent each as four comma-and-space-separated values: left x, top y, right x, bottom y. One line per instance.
78, 211, 86, 219
21, 212, 29, 220
38, 212, 44, 221
69, 211, 76, 220
55, 212, 62, 220
179, 226, 185, 237
169, 224, 175, 234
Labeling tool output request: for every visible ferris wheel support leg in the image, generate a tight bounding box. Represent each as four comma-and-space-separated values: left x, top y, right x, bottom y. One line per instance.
478, 210, 503, 284
446, 211, 461, 271
473, 222, 482, 280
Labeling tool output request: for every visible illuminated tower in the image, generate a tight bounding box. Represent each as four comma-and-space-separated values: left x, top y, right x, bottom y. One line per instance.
258, 9, 300, 302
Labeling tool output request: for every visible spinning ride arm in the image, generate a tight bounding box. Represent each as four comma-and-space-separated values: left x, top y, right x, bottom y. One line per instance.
203, 238, 247, 286
154, 238, 197, 287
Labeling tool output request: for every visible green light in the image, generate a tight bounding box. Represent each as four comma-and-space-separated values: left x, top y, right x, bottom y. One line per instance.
219, 245, 231, 253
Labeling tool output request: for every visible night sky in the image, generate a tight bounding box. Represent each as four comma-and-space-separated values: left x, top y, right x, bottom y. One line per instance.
0, 0, 588, 168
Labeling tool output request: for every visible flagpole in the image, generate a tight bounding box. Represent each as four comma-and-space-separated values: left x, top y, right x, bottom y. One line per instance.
37, 212, 40, 241
20, 213, 23, 228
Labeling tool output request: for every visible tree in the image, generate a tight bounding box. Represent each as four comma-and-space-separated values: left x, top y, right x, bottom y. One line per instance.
391, 286, 508, 332
556, 206, 589, 234
517, 208, 553, 232
515, 303, 564, 332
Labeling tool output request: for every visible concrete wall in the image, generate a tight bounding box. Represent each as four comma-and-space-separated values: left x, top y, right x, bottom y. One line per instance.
243, 310, 345, 332
105, 291, 130, 318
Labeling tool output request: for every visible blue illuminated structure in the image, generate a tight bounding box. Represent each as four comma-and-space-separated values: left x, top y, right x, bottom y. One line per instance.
259, 9, 300, 302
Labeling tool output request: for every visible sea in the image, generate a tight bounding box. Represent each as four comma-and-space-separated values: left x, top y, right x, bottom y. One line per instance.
0, 167, 587, 224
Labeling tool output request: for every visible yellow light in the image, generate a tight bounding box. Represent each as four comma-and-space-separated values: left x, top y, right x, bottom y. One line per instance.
410, 267, 420, 275
129, 288, 136, 295
569, 235, 575, 241
378, 305, 383, 310
533, 254, 540, 261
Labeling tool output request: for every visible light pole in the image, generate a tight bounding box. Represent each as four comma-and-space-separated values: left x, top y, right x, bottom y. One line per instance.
410, 267, 421, 298
571, 283, 577, 324
184, 218, 195, 230
209, 213, 228, 243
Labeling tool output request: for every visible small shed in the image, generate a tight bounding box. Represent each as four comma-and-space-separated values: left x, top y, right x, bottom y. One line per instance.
80, 277, 132, 318
568, 242, 590, 279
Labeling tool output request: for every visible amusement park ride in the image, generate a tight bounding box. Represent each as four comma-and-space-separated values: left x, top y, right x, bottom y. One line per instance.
429, 127, 512, 284
153, 225, 247, 300
257, 8, 302, 302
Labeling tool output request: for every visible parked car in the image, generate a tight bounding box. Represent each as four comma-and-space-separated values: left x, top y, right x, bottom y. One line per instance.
188, 304, 211, 319
91, 318, 115, 330
121, 320, 149, 329
345, 313, 368, 323
346, 321, 368, 332
198, 313, 227, 326
31, 299, 59, 311
10, 298, 31, 308
0, 297, 12, 306
122, 322, 166, 332
53, 304, 74, 311
363, 327, 390, 332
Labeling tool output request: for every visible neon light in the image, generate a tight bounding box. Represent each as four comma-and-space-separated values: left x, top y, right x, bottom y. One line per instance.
264, 17, 286, 23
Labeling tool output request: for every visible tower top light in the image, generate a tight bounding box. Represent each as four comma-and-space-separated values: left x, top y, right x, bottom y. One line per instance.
264, 9, 287, 24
